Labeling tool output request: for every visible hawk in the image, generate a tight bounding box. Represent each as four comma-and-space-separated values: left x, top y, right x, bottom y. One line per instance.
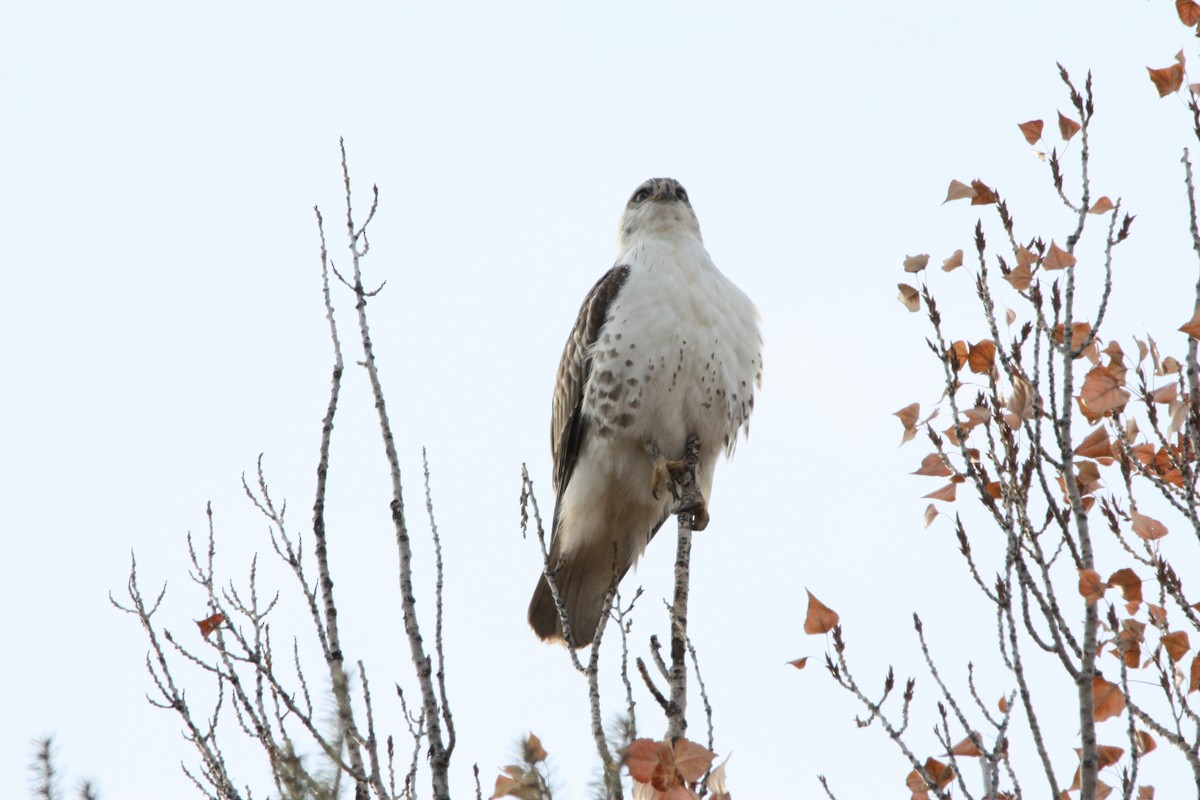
528, 177, 762, 646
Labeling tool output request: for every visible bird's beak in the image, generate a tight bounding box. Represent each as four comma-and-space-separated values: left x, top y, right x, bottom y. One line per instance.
654, 182, 676, 202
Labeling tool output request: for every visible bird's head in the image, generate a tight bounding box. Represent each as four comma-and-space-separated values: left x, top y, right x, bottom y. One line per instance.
617, 177, 702, 249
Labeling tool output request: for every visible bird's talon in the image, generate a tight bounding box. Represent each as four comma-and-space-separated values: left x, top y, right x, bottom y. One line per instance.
651, 456, 687, 502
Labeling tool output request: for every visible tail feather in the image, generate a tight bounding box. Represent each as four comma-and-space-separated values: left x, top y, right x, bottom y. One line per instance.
528, 542, 627, 647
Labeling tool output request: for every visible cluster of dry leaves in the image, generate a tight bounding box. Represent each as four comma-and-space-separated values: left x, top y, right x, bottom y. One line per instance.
876, 46, 1200, 798
489, 733, 729, 800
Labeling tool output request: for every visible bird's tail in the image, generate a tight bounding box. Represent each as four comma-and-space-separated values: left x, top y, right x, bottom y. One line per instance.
528, 544, 626, 647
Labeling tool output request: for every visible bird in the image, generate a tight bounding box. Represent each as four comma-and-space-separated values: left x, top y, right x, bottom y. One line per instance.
528, 177, 762, 646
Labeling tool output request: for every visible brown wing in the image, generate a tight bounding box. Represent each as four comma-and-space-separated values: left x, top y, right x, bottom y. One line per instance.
551, 265, 630, 496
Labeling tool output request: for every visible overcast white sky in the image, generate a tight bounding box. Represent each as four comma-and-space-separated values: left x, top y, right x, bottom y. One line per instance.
4, 1, 1200, 798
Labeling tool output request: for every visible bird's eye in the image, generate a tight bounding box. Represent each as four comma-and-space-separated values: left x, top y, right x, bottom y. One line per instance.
632, 188, 651, 203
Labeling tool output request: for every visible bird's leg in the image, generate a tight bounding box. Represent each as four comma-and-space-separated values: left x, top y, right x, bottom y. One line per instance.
645, 436, 709, 531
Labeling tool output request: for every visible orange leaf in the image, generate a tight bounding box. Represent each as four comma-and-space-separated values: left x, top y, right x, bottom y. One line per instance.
1132, 512, 1168, 541
923, 758, 955, 789
898, 283, 921, 313
967, 340, 997, 375
1148, 603, 1167, 626
998, 696, 1008, 713
1093, 675, 1127, 722
1004, 262, 1032, 291
1179, 306, 1200, 340
924, 482, 957, 502
1058, 111, 1082, 141
198, 613, 225, 638
1074, 426, 1114, 463
947, 340, 969, 372
1080, 366, 1130, 416
1096, 745, 1125, 769
1179, 0, 1200, 25
671, 738, 717, 783
1180, 0, 1200, 25
1054, 321, 1095, 355
1135, 730, 1157, 756
491, 769, 524, 798
1108, 569, 1143, 604
1088, 196, 1115, 214
625, 738, 669, 784
1148, 63, 1185, 97
1189, 654, 1200, 693
942, 249, 964, 272
970, 180, 997, 206
1116, 620, 1145, 669
525, 732, 548, 763
1078, 569, 1107, 605
1150, 383, 1178, 403
913, 453, 952, 477
895, 402, 920, 445
944, 179, 976, 203
1018, 119, 1044, 145
1162, 631, 1191, 662
788, 657, 809, 670
950, 735, 983, 757
1043, 240, 1077, 270
904, 254, 930, 273
804, 590, 840, 635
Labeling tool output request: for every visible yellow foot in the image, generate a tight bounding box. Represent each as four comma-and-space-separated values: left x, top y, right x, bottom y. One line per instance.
650, 456, 688, 502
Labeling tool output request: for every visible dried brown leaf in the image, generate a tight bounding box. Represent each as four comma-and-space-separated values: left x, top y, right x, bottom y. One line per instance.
804, 590, 840, 635
1088, 196, 1115, 214
1108, 569, 1143, 604
967, 340, 997, 375
1004, 262, 1032, 291
1058, 111, 1082, 141
1074, 426, 1114, 463
944, 179, 976, 203
924, 482, 958, 502
1043, 240, 1077, 270
1148, 63, 1185, 97
898, 283, 921, 313
1078, 569, 1107, 605
1093, 675, 1127, 722
913, 453, 952, 477
1181, 0, 1200, 25
895, 402, 920, 445
198, 613, 225, 638
904, 254, 930, 273
1080, 365, 1130, 416
1179, 306, 1200, 340
1162, 631, 1191, 662
1132, 512, 1168, 541
526, 732, 548, 763
970, 180, 997, 206
1018, 119, 1044, 145
942, 249, 964, 272
950, 735, 983, 757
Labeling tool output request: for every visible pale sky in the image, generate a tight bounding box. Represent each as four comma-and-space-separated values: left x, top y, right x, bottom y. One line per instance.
4, 1, 1200, 798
